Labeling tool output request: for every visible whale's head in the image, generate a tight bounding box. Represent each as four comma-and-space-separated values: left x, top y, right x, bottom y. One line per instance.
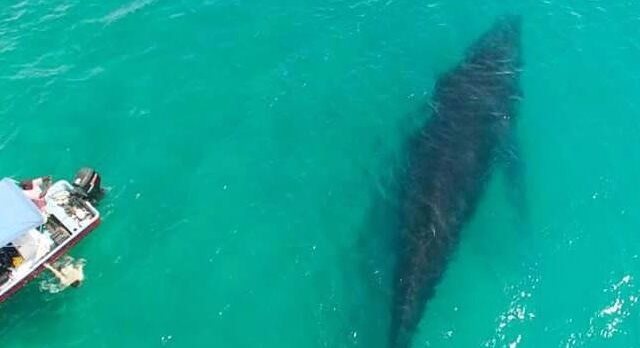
465, 15, 522, 76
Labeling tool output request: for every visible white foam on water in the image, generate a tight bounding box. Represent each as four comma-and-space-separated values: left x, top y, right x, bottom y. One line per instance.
100, 0, 155, 25
562, 274, 639, 346
599, 298, 623, 316
483, 273, 539, 348
509, 334, 522, 348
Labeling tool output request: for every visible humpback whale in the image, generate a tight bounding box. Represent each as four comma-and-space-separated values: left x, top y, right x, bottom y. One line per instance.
389, 16, 523, 348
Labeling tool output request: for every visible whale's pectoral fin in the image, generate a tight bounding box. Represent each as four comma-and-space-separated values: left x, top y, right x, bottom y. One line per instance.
499, 133, 528, 225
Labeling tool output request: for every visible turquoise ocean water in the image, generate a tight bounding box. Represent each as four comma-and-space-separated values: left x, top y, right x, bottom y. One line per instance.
1, 0, 640, 347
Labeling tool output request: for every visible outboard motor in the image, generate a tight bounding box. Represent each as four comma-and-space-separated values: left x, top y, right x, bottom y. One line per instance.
72, 167, 102, 202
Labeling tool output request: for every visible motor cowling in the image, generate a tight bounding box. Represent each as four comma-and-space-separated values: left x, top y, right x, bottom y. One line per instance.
72, 167, 102, 202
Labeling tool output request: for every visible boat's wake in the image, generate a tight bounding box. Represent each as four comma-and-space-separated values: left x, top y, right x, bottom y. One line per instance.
39, 256, 86, 294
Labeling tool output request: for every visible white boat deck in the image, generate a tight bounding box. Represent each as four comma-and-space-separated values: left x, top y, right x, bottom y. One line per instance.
45, 181, 99, 234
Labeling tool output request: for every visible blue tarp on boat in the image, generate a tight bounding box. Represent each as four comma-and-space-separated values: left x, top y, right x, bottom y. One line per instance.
0, 178, 45, 247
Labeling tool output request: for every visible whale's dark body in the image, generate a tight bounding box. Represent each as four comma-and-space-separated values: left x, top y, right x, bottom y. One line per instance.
389, 16, 523, 348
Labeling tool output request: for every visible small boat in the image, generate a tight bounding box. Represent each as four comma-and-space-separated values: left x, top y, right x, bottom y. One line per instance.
0, 168, 103, 303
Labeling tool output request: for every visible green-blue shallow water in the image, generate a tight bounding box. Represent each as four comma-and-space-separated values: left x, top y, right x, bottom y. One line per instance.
1, 0, 640, 347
